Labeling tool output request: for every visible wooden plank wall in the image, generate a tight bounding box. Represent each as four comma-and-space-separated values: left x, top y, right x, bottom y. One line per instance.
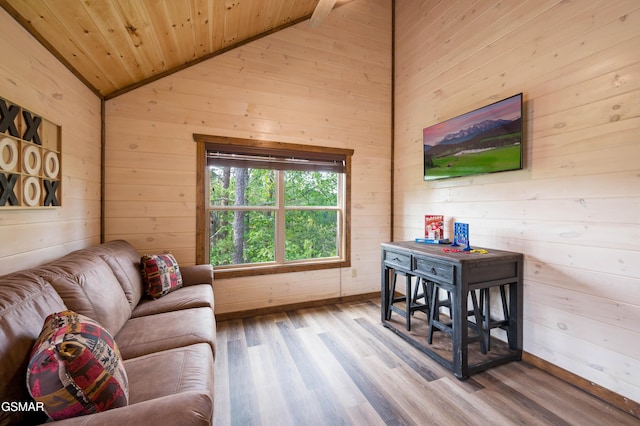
0, 9, 102, 275
104, 0, 391, 313
394, 0, 639, 405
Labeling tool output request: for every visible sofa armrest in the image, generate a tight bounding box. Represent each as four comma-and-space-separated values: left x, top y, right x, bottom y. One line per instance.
49, 391, 213, 426
181, 264, 213, 287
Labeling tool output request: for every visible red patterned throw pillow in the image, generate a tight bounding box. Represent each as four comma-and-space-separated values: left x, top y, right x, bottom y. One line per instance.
140, 253, 183, 299
26, 310, 129, 421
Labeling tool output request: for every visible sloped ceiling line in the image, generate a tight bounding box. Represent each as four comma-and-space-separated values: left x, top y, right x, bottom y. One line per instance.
0, 0, 354, 100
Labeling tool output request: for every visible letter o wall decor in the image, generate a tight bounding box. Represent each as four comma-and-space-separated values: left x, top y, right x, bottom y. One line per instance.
0, 96, 61, 208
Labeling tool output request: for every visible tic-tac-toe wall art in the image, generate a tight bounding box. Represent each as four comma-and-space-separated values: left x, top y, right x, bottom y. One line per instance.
0, 97, 61, 208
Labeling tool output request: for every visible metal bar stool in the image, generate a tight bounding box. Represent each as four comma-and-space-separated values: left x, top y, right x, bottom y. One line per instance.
428, 281, 487, 354
386, 271, 430, 331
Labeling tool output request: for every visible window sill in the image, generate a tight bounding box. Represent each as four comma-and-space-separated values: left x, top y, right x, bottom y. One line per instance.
211, 259, 351, 279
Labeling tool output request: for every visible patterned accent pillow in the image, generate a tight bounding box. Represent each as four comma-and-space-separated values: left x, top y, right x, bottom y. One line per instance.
26, 310, 129, 421
140, 254, 183, 299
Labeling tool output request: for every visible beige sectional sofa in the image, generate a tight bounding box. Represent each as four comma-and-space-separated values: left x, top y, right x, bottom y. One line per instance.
0, 240, 216, 425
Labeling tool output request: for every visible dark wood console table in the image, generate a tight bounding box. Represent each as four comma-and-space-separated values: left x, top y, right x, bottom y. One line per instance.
381, 241, 523, 379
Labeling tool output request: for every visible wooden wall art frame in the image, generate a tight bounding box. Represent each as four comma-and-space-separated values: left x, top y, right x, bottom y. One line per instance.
0, 96, 61, 208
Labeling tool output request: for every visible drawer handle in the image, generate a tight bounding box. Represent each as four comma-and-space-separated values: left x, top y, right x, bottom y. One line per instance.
430, 267, 437, 275
392, 256, 401, 262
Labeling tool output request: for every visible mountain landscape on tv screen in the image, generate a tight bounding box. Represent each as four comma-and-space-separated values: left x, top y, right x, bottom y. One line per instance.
424, 117, 522, 158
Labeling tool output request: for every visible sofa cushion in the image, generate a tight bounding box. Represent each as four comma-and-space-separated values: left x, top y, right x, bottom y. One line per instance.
94, 240, 145, 310
125, 343, 214, 405
0, 272, 67, 426
101, 252, 141, 309
34, 254, 132, 337
42, 391, 213, 426
26, 310, 129, 421
131, 284, 214, 318
140, 254, 183, 299
115, 307, 216, 360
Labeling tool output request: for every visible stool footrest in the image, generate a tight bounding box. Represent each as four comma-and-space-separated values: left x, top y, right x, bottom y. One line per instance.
430, 319, 453, 336
386, 274, 431, 331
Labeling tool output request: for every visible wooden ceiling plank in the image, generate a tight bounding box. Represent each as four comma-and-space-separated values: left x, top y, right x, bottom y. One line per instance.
238, 0, 264, 41
139, 0, 182, 71
253, 1, 280, 35
207, 0, 219, 52
209, 0, 227, 51
278, 0, 312, 27
161, 0, 198, 64
43, 0, 131, 89
112, 0, 170, 77
257, 2, 288, 38
192, 0, 212, 55
222, 0, 241, 46
185, 0, 202, 60
80, 0, 155, 86
252, 0, 271, 31
4, 0, 119, 95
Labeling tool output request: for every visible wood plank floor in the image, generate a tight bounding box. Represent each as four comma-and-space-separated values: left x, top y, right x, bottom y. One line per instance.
213, 298, 639, 425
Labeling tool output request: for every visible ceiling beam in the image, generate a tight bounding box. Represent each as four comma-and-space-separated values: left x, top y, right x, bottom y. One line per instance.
309, 0, 338, 29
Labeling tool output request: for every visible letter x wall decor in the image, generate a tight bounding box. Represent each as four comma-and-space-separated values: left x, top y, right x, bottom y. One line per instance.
0, 97, 61, 208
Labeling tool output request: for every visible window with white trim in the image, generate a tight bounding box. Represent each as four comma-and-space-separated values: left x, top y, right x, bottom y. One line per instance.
194, 135, 352, 278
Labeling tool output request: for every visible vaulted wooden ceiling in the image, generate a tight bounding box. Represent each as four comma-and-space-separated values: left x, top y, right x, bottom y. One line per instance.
0, 0, 352, 99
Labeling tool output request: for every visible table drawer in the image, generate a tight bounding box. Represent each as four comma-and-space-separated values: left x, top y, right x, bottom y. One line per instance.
414, 257, 454, 283
383, 250, 411, 269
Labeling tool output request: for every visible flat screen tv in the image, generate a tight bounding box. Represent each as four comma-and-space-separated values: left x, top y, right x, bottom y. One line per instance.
423, 93, 523, 181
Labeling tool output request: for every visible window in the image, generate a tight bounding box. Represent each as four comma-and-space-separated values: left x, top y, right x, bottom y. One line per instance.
194, 134, 353, 278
